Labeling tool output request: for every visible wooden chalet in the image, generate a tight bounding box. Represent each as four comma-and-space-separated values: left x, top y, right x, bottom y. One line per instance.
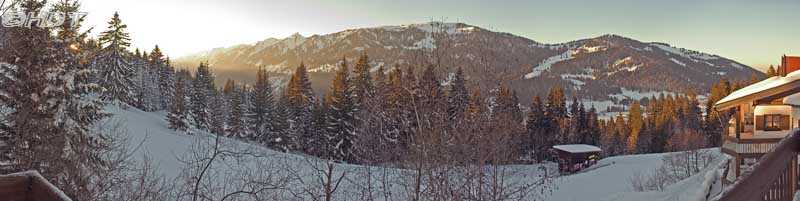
714, 55, 800, 183
0, 171, 72, 201
551, 144, 601, 173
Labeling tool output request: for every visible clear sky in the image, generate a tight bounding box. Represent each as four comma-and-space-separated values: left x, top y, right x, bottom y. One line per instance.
79, 0, 800, 71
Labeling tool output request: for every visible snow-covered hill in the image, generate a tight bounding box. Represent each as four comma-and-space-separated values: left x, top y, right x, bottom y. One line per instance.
107, 106, 725, 201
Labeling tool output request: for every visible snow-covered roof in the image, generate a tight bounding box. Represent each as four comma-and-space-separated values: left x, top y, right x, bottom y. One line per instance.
553, 144, 602, 153
716, 70, 800, 107
783, 92, 800, 106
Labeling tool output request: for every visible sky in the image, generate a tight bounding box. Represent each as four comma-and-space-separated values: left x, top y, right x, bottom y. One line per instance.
78, 0, 800, 71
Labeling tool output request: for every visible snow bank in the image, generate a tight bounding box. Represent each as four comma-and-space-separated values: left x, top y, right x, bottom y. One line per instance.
599, 151, 727, 201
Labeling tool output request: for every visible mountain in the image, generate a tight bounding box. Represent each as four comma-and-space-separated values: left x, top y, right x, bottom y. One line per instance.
174, 22, 763, 114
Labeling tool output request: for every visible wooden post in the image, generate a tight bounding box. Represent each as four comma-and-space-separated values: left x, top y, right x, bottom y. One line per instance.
735, 155, 741, 178
736, 107, 741, 139
792, 155, 797, 195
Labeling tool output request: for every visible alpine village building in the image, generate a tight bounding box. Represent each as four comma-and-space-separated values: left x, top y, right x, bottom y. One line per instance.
715, 55, 800, 183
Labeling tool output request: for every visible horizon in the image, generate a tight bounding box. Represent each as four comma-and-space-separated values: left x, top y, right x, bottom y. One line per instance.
79, 0, 800, 72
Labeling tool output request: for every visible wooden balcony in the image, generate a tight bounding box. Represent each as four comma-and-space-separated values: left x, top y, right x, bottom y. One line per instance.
723, 132, 786, 156
0, 171, 72, 201
718, 131, 800, 201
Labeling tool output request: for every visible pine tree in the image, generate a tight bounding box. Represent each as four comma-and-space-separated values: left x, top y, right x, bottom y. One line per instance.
569, 97, 581, 143
627, 101, 644, 153
546, 86, 567, 119
495, 85, 522, 123
324, 59, 357, 162
0, 2, 106, 198
546, 86, 567, 144
98, 12, 131, 49
225, 81, 245, 138
704, 79, 733, 146
398, 65, 420, 150
50, 0, 87, 45
384, 67, 409, 154
586, 106, 601, 145
190, 62, 215, 130
352, 53, 374, 106
93, 12, 135, 105
151, 45, 175, 110
286, 62, 316, 152
767, 65, 777, 77
248, 67, 275, 141
271, 98, 293, 152
447, 67, 469, 127
167, 74, 189, 131
208, 90, 226, 135
525, 96, 545, 162
614, 112, 629, 155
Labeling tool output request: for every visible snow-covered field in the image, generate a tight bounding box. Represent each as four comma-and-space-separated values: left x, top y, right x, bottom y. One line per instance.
106, 106, 723, 201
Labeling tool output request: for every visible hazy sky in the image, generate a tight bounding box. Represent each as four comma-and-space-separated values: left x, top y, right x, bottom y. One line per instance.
79, 0, 800, 71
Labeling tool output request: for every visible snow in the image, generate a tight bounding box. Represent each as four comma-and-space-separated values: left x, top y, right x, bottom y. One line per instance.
730, 62, 745, 69
553, 144, 601, 153
608, 57, 645, 75
550, 150, 725, 201
621, 63, 643, 72
525, 50, 575, 78
379, 22, 474, 35
410, 35, 436, 50
651, 43, 721, 62
577, 45, 606, 53
614, 56, 633, 67
561, 71, 594, 88
783, 92, 800, 105
717, 70, 800, 106
609, 88, 674, 101
561, 73, 595, 80
795, 191, 800, 201
670, 58, 686, 67
609, 152, 727, 201
105, 105, 724, 201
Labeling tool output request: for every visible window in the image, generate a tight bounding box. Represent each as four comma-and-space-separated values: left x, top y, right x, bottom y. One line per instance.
765, 115, 783, 131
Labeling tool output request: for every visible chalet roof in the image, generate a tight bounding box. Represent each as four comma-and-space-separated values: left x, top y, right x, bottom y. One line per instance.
715, 70, 800, 110
552, 144, 602, 153
783, 93, 800, 106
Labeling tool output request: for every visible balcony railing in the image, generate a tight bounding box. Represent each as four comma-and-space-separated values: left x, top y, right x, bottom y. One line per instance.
0, 171, 72, 201
718, 131, 800, 201
723, 135, 782, 154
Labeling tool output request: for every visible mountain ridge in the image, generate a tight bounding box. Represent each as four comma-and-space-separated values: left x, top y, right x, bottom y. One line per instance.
173, 22, 763, 115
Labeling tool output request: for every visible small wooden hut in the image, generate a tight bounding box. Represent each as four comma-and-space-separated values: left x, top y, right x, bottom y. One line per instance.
551, 144, 602, 173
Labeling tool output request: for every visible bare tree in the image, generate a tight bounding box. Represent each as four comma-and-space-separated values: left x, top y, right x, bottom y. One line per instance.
176, 133, 291, 201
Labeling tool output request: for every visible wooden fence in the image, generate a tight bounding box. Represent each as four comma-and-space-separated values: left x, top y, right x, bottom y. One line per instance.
718, 131, 800, 201
0, 171, 72, 201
